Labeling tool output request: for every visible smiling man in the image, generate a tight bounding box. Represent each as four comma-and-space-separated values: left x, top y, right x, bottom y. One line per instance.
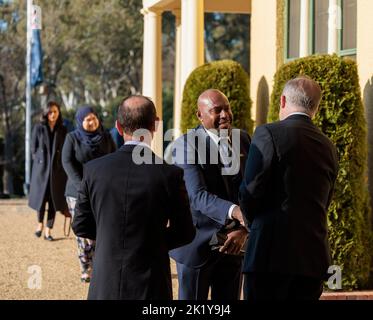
169, 89, 251, 300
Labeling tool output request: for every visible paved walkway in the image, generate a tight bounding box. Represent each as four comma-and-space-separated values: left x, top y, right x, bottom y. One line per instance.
0, 199, 178, 299
1, 199, 372, 300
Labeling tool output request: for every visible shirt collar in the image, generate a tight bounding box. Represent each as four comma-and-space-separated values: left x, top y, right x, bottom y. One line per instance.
286, 112, 310, 118
204, 127, 231, 146
124, 140, 150, 148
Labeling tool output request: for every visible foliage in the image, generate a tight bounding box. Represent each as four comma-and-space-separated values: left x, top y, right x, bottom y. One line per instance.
268, 54, 373, 289
0, 0, 28, 194
205, 13, 250, 73
163, 85, 174, 131
0, 1, 251, 195
0, 0, 143, 194
42, 0, 143, 108
181, 59, 252, 134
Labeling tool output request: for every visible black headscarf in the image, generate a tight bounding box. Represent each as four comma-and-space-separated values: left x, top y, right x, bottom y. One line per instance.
74, 106, 104, 147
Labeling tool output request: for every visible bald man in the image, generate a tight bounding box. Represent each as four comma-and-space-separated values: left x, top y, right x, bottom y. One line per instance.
72, 95, 195, 300
239, 77, 339, 300
169, 89, 251, 300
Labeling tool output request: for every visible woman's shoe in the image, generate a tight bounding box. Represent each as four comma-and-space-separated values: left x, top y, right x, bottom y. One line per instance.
80, 274, 90, 283
44, 235, 54, 241
34, 230, 42, 238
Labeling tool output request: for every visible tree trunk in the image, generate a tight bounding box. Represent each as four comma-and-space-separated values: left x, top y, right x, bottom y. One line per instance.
2, 127, 14, 195
0, 76, 14, 195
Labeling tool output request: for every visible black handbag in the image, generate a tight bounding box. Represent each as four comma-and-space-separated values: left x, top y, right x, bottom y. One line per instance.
209, 219, 248, 256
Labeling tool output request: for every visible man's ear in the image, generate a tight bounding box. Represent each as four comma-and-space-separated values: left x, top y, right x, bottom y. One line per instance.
196, 110, 202, 122
280, 95, 286, 109
115, 120, 124, 136
154, 116, 160, 132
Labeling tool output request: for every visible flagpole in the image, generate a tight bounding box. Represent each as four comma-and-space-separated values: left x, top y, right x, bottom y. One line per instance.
25, 0, 33, 196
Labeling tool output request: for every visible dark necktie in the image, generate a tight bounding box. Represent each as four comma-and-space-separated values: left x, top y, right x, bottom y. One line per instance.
218, 136, 232, 168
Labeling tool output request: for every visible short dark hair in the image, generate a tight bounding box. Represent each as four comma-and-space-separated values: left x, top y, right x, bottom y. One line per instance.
117, 95, 157, 135
41, 101, 63, 126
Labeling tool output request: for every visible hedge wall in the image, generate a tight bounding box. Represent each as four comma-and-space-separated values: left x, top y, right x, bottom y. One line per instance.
269, 54, 372, 289
181, 59, 253, 134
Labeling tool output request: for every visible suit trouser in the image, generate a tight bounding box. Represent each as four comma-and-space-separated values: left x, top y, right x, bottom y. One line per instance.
243, 272, 324, 301
37, 184, 56, 229
176, 252, 243, 300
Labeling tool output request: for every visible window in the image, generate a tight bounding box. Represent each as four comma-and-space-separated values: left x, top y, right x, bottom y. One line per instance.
340, 0, 357, 57
286, 0, 301, 59
285, 0, 357, 60
313, 0, 329, 54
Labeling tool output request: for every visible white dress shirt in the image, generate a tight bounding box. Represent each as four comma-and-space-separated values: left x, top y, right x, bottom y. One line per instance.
124, 140, 150, 147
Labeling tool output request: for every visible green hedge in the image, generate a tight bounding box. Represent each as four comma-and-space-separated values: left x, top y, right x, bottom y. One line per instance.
269, 54, 372, 289
181, 59, 253, 134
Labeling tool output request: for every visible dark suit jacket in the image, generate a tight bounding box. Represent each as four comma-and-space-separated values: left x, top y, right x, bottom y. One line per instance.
72, 144, 195, 300
239, 114, 338, 279
169, 126, 251, 267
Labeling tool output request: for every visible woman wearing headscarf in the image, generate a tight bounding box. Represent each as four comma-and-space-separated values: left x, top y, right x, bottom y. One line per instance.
62, 106, 116, 282
29, 101, 69, 241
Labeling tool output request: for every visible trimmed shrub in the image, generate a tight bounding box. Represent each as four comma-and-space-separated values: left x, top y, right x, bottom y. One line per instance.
181, 60, 253, 134
269, 54, 372, 289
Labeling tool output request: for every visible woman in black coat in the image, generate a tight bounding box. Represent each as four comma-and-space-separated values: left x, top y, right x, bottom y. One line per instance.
62, 106, 115, 283
29, 101, 68, 241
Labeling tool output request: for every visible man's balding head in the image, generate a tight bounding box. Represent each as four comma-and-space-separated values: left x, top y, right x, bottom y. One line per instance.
196, 89, 233, 131
117, 95, 157, 135
280, 76, 322, 120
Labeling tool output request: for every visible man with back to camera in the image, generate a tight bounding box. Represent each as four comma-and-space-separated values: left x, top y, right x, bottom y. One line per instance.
239, 77, 339, 300
170, 89, 251, 300
72, 95, 195, 300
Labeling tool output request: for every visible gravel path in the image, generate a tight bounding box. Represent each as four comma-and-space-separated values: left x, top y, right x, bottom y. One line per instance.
2, 200, 372, 300
0, 200, 178, 300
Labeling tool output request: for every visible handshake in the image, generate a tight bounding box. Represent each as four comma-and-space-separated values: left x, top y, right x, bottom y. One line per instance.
209, 207, 249, 256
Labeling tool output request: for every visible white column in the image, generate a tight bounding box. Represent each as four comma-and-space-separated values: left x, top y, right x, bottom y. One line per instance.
172, 9, 182, 137
328, 0, 340, 54
180, 0, 204, 96
141, 8, 163, 157
251, 0, 277, 126
299, 0, 310, 57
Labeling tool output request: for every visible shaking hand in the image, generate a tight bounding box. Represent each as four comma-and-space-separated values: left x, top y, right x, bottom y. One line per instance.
219, 227, 248, 255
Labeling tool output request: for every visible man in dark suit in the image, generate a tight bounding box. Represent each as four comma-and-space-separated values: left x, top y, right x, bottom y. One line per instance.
239, 77, 339, 300
72, 95, 195, 300
170, 89, 250, 300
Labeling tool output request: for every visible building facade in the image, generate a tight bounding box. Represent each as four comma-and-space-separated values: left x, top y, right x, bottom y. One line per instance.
141, 0, 373, 155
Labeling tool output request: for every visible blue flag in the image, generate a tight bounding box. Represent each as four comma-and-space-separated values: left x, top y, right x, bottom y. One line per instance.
31, 29, 43, 87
